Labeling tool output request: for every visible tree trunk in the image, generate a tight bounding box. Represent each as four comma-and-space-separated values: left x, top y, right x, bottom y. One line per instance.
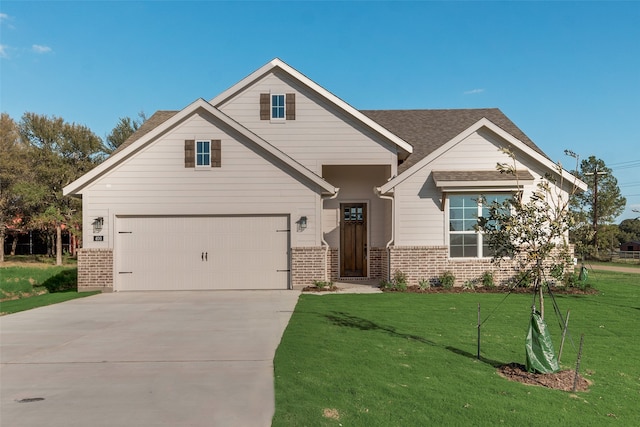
56, 224, 62, 266
538, 279, 545, 320
0, 224, 5, 263
11, 235, 18, 256
70, 233, 76, 257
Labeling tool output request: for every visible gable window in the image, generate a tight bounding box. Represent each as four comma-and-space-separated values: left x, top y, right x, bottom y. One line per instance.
185, 139, 221, 168
449, 194, 511, 258
271, 94, 285, 119
196, 140, 211, 167
260, 93, 296, 121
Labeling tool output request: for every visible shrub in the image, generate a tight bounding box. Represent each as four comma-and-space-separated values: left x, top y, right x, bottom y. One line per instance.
462, 280, 475, 290
439, 271, 455, 289
418, 278, 431, 290
41, 269, 77, 293
481, 271, 495, 289
393, 270, 408, 291
513, 271, 531, 288
379, 279, 394, 290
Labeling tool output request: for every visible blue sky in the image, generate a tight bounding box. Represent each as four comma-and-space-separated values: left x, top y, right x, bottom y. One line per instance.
1, 1, 639, 220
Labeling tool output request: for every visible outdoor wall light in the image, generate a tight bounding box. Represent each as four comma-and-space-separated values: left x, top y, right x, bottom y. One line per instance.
92, 217, 104, 234
297, 216, 308, 232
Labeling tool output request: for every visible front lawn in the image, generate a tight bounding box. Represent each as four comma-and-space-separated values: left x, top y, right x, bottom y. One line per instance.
273, 271, 639, 426
0, 262, 98, 315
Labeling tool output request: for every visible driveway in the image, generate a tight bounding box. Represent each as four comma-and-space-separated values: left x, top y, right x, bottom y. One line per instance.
0, 290, 300, 427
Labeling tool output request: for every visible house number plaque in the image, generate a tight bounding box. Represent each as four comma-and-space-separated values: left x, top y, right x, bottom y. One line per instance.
93, 236, 104, 242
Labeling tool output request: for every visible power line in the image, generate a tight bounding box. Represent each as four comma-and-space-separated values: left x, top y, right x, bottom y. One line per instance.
609, 158, 640, 167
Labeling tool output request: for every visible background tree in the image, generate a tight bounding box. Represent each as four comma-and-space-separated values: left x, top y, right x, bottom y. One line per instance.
104, 112, 146, 154
0, 113, 31, 262
17, 113, 105, 265
571, 156, 626, 256
618, 218, 640, 244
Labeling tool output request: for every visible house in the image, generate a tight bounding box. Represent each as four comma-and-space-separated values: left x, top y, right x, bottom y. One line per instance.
63, 59, 586, 292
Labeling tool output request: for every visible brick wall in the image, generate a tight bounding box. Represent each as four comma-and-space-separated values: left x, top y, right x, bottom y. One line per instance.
291, 247, 326, 288
388, 245, 573, 287
77, 248, 113, 292
368, 247, 387, 281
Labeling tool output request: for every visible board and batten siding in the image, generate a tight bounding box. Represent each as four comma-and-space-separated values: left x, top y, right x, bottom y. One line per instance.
393, 130, 547, 246
81, 112, 321, 249
217, 71, 399, 175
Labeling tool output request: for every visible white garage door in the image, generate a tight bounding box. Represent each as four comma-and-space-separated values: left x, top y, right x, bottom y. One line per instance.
116, 216, 290, 291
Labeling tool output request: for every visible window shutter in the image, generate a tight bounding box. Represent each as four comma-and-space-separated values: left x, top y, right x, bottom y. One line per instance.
211, 139, 221, 167
286, 93, 296, 120
260, 93, 270, 120
184, 140, 195, 168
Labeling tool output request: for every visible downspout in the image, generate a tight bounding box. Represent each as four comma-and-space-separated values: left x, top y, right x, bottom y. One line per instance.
374, 187, 394, 281
321, 188, 340, 282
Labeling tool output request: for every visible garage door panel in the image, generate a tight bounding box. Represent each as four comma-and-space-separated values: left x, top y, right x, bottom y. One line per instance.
116, 216, 289, 291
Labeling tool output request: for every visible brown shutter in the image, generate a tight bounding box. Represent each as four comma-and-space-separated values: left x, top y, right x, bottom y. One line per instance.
211, 139, 221, 167
286, 93, 296, 120
260, 93, 270, 120
184, 139, 195, 168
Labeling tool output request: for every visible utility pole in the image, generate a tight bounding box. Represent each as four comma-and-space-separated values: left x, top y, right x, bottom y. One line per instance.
585, 167, 607, 252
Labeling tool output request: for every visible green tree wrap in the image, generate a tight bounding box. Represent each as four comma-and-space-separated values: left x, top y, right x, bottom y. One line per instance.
526, 311, 560, 374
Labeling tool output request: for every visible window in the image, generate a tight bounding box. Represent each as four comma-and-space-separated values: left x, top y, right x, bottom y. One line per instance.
271, 94, 285, 119
260, 93, 296, 120
449, 194, 510, 258
196, 140, 211, 167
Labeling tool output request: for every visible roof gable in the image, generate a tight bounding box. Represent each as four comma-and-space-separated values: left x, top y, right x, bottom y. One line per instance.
210, 58, 413, 156
378, 117, 587, 194
360, 108, 547, 174
63, 99, 337, 196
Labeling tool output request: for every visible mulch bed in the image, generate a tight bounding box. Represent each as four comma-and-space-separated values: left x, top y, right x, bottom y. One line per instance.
497, 363, 591, 392
302, 285, 339, 292
382, 285, 598, 295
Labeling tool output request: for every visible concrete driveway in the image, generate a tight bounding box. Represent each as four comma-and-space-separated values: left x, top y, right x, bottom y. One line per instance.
0, 290, 300, 427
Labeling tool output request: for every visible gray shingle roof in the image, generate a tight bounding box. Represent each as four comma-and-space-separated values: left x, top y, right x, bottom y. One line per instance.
432, 169, 535, 184
360, 108, 547, 173
112, 110, 178, 156
114, 108, 547, 176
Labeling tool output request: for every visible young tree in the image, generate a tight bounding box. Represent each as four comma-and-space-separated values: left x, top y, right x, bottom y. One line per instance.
571, 156, 626, 254
478, 148, 580, 318
17, 113, 105, 264
477, 147, 583, 373
104, 112, 146, 154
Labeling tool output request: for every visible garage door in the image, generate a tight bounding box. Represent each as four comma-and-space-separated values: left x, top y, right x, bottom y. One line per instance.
116, 216, 290, 291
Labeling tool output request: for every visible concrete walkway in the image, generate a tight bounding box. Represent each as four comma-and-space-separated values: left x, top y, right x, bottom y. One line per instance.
0, 290, 300, 427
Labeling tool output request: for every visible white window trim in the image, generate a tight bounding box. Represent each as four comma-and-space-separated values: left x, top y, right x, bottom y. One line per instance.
446, 193, 511, 259
270, 93, 286, 122
195, 139, 211, 169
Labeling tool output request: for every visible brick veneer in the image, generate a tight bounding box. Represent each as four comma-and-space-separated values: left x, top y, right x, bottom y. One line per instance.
387, 245, 573, 287
389, 246, 519, 287
77, 248, 113, 292
290, 247, 326, 288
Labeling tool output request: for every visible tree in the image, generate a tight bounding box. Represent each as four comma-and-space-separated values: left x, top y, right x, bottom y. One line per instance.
17, 113, 105, 264
0, 113, 31, 262
571, 156, 626, 254
104, 112, 146, 154
478, 148, 580, 319
477, 147, 583, 374
618, 218, 640, 244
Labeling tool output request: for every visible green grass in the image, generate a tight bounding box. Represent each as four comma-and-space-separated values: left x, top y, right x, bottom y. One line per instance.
273, 271, 640, 426
0, 290, 99, 314
1, 262, 98, 315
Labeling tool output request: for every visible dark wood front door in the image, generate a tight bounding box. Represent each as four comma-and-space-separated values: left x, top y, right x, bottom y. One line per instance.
340, 203, 367, 277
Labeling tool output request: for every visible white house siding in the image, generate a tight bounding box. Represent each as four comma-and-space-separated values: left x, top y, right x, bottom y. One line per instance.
81, 111, 322, 251
394, 130, 545, 246
217, 71, 398, 175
